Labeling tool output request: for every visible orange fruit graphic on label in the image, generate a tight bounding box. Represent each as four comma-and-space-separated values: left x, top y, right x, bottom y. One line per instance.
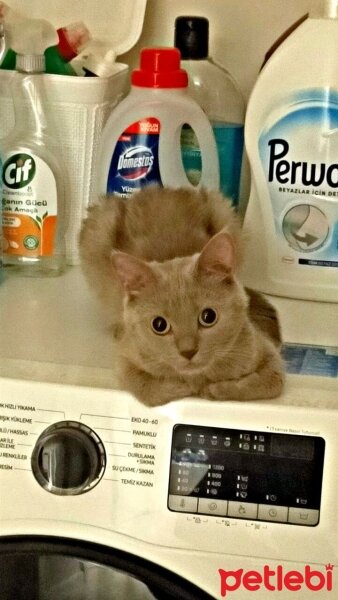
3, 212, 56, 257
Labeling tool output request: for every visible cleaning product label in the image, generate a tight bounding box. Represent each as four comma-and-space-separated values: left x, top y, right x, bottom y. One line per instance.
2, 152, 57, 257
259, 89, 338, 268
107, 118, 161, 197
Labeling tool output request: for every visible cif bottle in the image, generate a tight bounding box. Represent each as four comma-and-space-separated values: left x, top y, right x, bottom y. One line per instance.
97, 47, 219, 197
1, 19, 67, 276
174, 16, 245, 206
241, 1, 338, 302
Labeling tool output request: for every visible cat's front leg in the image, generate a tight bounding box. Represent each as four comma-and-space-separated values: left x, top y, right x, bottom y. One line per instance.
203, 352, 284, 401
118, 359, 194, 406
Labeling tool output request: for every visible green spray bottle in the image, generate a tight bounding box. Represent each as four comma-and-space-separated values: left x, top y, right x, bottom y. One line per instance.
0, 3, 89, 75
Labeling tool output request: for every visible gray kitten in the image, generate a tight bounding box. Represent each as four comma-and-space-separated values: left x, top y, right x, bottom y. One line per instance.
80, 186, 284, 406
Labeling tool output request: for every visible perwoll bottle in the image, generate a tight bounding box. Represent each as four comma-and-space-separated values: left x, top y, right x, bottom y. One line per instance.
241, 1, 338, 302
174, 16, 245, 207
1, 19, 67, 276
97, 47, 219, 197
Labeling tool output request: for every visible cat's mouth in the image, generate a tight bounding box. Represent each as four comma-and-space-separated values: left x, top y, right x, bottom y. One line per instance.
178, 355, 207, 373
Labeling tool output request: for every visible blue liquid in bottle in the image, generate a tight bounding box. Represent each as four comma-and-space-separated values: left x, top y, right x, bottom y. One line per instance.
213, 122, 244, 207
181, 121, 244, 206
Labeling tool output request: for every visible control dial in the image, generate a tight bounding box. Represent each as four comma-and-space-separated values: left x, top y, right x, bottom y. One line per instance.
31, 421, 106, 495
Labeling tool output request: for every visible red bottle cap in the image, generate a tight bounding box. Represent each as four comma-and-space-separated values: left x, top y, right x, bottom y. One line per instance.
57, 28, 77, 61
132, 47, 188, 88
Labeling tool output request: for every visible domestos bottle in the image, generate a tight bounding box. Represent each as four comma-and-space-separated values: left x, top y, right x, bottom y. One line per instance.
97, 47, 219, 197
1, 19, 66, 276
174, 16, 245, 206
241, 2, 338, 301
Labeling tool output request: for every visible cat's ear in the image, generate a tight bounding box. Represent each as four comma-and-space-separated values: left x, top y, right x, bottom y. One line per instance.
196, 231, 235, 281
111, 251, 157, 296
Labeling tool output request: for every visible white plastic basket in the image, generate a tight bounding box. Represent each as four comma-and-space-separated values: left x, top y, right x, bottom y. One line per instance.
0, 69, 129, 264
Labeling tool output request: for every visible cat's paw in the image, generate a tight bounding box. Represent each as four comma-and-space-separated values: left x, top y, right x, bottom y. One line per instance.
203, 380, 242, 401
203, 367, 284, 401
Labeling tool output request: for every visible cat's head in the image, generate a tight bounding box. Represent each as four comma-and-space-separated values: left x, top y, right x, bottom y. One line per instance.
111, 231, 248, 376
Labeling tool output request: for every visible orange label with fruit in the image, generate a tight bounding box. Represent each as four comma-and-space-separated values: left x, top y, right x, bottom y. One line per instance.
2, 153, 58, 257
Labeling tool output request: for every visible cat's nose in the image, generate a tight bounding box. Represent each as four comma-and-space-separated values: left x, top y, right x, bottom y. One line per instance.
180, 348, 198, 360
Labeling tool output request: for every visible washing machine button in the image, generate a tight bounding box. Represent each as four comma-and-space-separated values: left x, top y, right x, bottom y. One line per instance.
288, 507, 319, 526
198, 498, 228, 516
258, 504, 288, 523
168, 495, 198, 513
31, 421, 106, 495
227, 501, 258, 520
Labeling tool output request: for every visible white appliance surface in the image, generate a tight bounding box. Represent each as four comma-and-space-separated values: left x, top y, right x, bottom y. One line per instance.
0, 268, 337, 599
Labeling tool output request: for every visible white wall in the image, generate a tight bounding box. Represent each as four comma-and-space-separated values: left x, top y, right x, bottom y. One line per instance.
121, 0, 321, 101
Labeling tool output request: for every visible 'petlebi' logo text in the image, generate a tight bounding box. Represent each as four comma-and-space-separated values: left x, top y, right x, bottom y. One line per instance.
268, 138, 338, 188
219, 564, 334, 596
3, 153, 36, 189
117, 145, 154, 181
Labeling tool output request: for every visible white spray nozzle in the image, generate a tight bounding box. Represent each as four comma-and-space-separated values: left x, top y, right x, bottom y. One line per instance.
83, 48, 126, 77
10, 17, 58, 56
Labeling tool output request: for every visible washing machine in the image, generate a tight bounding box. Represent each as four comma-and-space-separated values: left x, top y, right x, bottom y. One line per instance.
0, 363, 337, 599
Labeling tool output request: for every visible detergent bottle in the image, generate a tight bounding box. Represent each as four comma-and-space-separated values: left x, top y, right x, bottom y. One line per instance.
97, 47, 219, 197
174, 16, 245, 206
241, 1, 338, 302
1, 18, 67, 276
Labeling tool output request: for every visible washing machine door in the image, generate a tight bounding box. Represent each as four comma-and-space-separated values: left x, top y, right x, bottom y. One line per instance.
0, 537, 214, 600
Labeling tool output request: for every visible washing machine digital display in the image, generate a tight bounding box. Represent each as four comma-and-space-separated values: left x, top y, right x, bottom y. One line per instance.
168, 425, 325, 526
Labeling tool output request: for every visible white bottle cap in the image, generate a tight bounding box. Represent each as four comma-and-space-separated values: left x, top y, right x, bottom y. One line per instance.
84, 49, 127, 77
16, 53, 45, 73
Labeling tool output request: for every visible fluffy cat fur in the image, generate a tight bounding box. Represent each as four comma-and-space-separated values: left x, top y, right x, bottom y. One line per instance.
80, 186, 284, 406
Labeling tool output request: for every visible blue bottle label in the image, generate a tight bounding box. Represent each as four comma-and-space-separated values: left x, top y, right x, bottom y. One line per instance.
259, 89, 338, 269
107, 118, 162, 197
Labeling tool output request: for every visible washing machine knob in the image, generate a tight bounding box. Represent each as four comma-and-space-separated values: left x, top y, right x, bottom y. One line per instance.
31, 421, 106, 495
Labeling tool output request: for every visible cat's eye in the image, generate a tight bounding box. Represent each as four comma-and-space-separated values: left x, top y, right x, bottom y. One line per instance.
198, 308, 218, 327
151, 316, 171, 335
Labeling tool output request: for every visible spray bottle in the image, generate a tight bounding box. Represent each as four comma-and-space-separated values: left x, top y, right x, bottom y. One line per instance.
1, 18, 67, 276
241, 1, 338, 302
0, 4, 90, 75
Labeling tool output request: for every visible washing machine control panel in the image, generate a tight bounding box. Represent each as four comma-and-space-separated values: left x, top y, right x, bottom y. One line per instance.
168, 425, 325, 526
31, 421, 106, 495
